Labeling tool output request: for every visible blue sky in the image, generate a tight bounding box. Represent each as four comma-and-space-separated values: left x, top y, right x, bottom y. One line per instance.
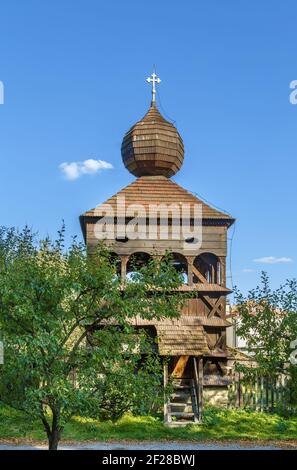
0, 0, 296, 293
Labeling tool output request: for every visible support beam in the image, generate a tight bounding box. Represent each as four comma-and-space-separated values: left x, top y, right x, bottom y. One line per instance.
172, 355, 189, 377
121, 255, 129, 283
203, 295, 225, 318
211, 264, 215, 284
186, 257, 194, 286
219, 256, 226, 287
192, 265, 208, 284
198, 357, 204, 421
163, 361, 171, 424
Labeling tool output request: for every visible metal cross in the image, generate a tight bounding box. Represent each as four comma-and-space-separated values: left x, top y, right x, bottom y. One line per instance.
146, 71, 161, 103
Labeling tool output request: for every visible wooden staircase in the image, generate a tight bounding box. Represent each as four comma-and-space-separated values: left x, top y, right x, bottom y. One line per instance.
166, 378, 199, 426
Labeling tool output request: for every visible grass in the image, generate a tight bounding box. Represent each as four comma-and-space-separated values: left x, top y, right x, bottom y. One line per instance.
0, 403, 297, 443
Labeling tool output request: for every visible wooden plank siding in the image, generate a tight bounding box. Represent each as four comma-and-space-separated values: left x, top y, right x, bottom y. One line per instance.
85, 222, 228, 257
181, 297, 229, 318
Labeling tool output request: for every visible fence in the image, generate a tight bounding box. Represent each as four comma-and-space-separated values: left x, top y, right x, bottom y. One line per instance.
228, 373, 294, 412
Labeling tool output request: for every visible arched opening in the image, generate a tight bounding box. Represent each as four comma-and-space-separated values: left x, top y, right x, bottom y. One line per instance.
167, 252, 188, 284
193, 253, 221, 284
126, 251, 152, 281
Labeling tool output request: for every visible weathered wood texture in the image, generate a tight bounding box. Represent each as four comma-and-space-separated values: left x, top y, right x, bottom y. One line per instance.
81, 176, 234, 221
172, 355, 190, 377
85, 224, 229, 258
79, 98, 237, 424
156, 323, 209, 356
121, 103, 184, 177
163, 362, 170, 423
197, 357, 204, 420
181, 297, 231, 318
228, 374, 294, 412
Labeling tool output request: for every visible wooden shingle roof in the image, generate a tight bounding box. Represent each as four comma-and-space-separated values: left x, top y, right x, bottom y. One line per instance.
127, 316, 211, 356
99, 315, 231, 356
81, 176, 234, 224
121, 103, 184, 177
156, 323, 210, 356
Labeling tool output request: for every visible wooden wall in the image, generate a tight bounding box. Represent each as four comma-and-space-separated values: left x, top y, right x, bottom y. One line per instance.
85, 221, 227, 258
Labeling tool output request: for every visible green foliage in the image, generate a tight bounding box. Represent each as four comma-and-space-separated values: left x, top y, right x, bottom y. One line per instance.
202, 407, 221, 426
274, 419, 288, 432
235, 272, 297, 385
1, 403, 297, 442
283, 367, 297, 406
0, 225, 184, 448
92, 354, 165, 422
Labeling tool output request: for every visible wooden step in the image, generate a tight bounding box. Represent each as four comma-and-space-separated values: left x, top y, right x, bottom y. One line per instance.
170, 404, 193, 413
165, 421, 195, 427
171, 393, 192, 401
172, 384, 191, 390
170, 401, 192, 407
171, 411, 195, 419
165, 377, 200, 425
172, 377, 191, 383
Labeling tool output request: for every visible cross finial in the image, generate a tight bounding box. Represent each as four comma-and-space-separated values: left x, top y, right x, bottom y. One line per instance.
146, 71, 161, 103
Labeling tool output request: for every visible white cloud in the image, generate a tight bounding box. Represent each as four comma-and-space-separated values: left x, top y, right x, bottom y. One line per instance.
242, 268, 254, 273
253, 256, 293, 264
60, 159, 113, 180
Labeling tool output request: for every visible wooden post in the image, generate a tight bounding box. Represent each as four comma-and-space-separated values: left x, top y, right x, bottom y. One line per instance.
229, 377, 234, 408
121, 255, 128, 283
163, 360, 171, 424
233, 378, 236, 408
250, 381, 254, 408
243, 382, 247, 409
245, 383, 249, 408
192, 357, 199, 421
281, 375, 286, 411
228, 378, 235, 409
197, 356, 203, 421
219, 256, 226, 287
237, 372, 242, 408
255, 375, 258, 411
260, 376, 264, 412
187, 257, 193, 286
211, 264, 215, 284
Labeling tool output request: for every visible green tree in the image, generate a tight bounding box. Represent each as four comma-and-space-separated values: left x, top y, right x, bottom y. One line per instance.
0, 226, 183, 449
235, 272, 297, 384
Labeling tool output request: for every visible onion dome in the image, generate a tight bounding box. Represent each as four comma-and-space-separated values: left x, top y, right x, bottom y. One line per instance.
121, 75, 184, 177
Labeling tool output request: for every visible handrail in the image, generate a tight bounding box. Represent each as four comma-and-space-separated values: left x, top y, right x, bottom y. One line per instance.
192, 357, 200, 421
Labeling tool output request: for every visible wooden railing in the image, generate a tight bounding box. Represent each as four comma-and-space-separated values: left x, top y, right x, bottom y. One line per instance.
193, 357, 203, 421
228, 373, 294, 412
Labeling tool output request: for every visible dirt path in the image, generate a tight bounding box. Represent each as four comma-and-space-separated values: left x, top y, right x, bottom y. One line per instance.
0, 439, 296, 450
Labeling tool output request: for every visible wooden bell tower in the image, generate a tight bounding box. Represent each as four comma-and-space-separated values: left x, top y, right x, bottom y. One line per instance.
80, 72, 235, 423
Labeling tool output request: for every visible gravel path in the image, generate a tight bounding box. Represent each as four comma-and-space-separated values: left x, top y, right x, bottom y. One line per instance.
0, 441, 288, 450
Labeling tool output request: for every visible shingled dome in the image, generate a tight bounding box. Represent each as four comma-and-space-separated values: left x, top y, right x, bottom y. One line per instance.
121, 102, 184, 177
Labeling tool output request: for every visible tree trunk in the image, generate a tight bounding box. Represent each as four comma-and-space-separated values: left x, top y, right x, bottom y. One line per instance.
48, 428, 61, 450
40, 403, 63, 451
